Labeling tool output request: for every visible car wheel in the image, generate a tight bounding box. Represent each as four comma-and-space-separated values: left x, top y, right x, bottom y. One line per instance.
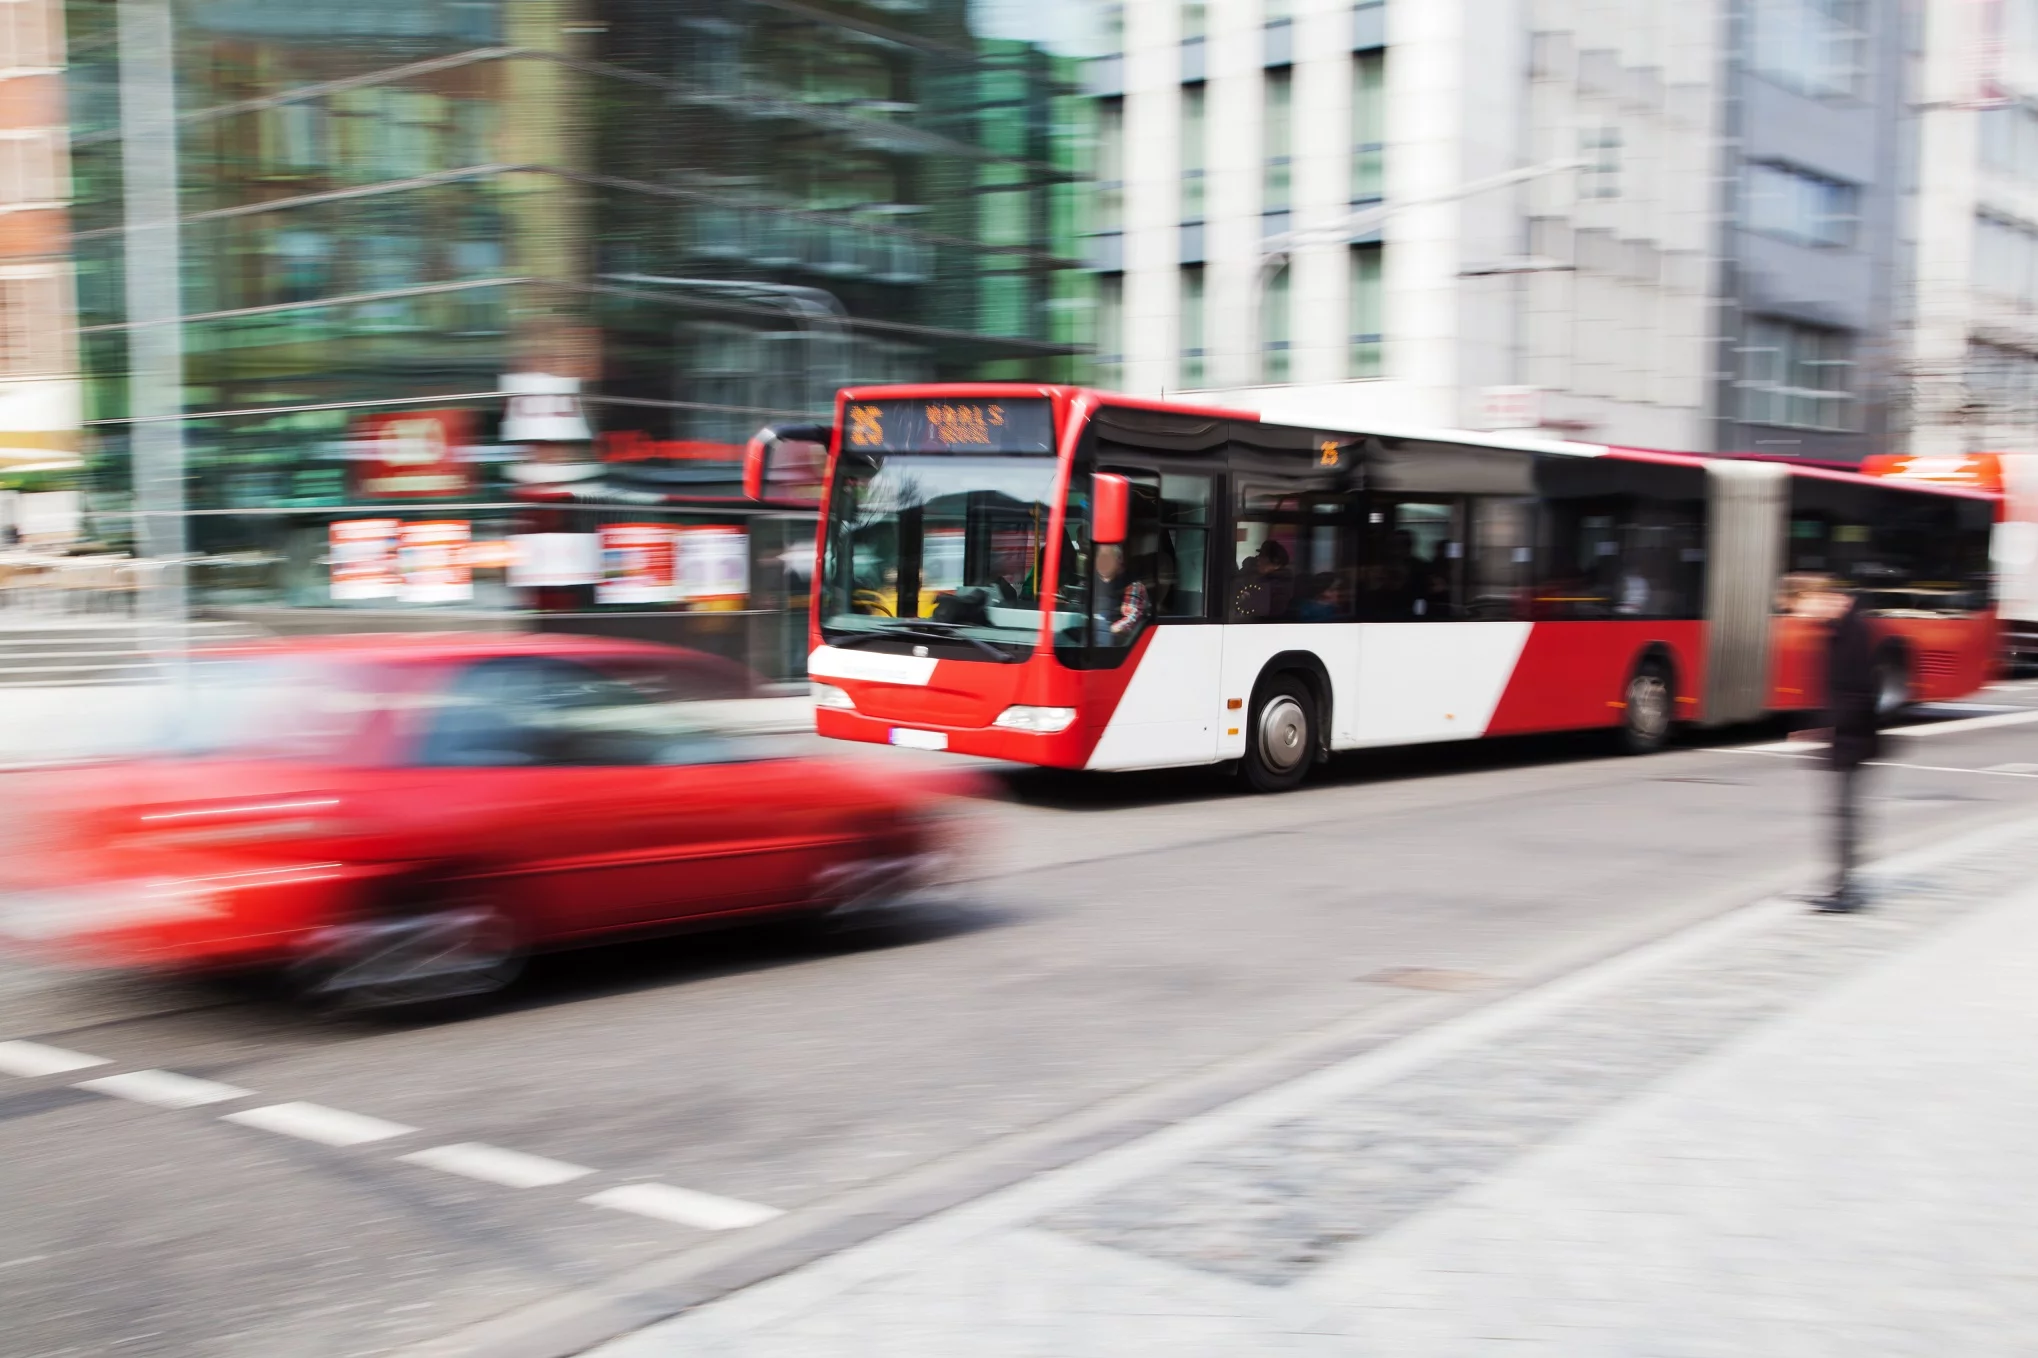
1873, 649, 1911, 721
291, 898, 524, 1014
1619, 660, 1674, 755
1240, 674, 1316, 793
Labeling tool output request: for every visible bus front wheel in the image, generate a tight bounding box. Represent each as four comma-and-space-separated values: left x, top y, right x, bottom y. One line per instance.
1241, 674, 1316, 793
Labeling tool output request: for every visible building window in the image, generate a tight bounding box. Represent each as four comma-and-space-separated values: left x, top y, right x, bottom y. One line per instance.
1097, 273, 1125, 390
1180, 265, 1205, 387
1979, 101, 2038, 183
0, 130, 62, 206
1738, 318, 1856, 430
1264, 66, 1293, 214
1096, 98, 1124, 234
1967, 342, 2038, 423
1975, 212, 2038, 308
1744, 161, 1859, 248
1182, 0, 1205, 39
1352, 51, 1385, 203
1579, 127, 1621, 200
1262, 264, 1291, 383
1350, 244, 1384, 378
1750, 0, 1866, 100
0, 0, 56, 70
0, 267, 65, 377
1181, 82, 1206, 224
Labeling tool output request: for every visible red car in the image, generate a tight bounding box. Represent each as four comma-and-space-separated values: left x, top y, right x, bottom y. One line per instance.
0, 634, 959, 1009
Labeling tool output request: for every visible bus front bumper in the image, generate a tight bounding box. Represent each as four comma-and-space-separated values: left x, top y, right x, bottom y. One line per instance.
815, 707, 1094, 769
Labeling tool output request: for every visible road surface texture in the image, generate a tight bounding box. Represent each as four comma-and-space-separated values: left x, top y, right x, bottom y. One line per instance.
5, 686, 2038, 1357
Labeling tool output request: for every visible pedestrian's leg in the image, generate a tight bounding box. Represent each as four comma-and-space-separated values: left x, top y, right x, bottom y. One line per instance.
1835, 766, 1860, 902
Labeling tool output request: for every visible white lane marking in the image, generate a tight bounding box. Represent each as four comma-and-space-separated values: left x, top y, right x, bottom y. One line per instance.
400, 1143, 595, 1189
77, 1069, 251, 1109
0, 1040, 111, 1078
1871, 760, 2038, 779
583, 1182, 783, 1231
1916, 701, 2028, 712
1698, 748, 2038, 779
1891, 707, 2038, 738
223, 1102, 416, 1147
1727, 705, 2038, 755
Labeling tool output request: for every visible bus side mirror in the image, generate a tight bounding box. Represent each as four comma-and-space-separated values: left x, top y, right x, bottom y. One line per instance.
1092, 473, 1130, 546
744, 424, 833, 503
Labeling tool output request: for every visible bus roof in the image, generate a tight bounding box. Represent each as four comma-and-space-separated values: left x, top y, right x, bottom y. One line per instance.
833, 384, 1997, 498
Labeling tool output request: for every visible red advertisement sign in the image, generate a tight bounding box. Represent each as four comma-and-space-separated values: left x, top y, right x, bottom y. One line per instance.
598, 524, 679, 604
351, 410, 474, 500
397, 520, 473, 604
329, 519, 401, 601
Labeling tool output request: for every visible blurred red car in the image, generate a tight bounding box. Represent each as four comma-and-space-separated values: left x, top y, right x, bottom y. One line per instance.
0, 634, 959, 1008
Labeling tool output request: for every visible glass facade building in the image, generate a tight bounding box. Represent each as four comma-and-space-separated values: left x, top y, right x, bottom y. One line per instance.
64, 0, 1096, 675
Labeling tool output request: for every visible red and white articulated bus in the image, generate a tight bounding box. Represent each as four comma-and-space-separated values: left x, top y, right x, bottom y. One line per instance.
747, 386, 1997, 791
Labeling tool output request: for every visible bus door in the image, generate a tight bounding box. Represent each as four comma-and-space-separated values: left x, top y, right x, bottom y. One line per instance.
1078, 461, 1224, 769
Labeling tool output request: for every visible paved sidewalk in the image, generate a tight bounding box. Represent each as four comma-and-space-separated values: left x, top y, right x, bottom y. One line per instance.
592, 821, 2038, 1357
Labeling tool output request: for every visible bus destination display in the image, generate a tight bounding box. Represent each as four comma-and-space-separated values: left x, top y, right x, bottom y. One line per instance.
845, 398, 1055, 454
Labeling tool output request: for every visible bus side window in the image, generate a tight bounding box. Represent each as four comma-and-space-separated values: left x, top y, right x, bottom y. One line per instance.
1233, 483, 1359, 622
1361, 497, 1462, 620
1470, 498, 1533, 620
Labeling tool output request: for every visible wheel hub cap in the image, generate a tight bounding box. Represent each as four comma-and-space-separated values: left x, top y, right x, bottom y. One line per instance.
1258, 696, 1309, 772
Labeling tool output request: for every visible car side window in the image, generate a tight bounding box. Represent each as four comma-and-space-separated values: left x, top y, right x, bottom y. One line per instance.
416, 657, 687, 768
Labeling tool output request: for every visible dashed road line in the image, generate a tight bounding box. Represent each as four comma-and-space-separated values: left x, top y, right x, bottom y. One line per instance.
6, 1046, 783, 1234
223, 1101, 418, 1147
0, 1040, 111, 1078
399, 1142, 594, 1189
584, 1182, 783, 1231
77, 1069, 251, 1109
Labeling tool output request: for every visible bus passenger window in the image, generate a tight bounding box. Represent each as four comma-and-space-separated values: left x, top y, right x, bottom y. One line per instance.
1361, 499, 1461, 620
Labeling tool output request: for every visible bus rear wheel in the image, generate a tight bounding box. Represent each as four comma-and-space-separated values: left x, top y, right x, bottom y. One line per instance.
1241, 674, 1316, 793
1619, 661, 1674, 756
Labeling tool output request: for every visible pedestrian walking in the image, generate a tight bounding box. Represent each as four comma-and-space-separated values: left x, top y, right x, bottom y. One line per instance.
1805, 576, 1880, 911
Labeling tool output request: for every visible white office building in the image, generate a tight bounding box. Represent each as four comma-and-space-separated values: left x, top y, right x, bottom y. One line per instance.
1905, 0, 2038, 457
1089, 1, 1914, 461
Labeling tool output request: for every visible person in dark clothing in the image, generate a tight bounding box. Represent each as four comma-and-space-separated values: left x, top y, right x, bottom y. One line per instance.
1812, 579, 1881, 912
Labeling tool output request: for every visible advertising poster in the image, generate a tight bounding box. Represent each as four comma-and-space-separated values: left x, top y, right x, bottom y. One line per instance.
509, 533, 602, 588
598, 524, 679, 605
678, 525, 749, 606
329, 519, 401, 600
397, 520, 473, 604
351, 410, 474, 500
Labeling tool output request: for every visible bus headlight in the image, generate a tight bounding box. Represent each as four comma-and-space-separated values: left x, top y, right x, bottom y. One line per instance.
814, 683, 857, 711
991, 705, 1078, 734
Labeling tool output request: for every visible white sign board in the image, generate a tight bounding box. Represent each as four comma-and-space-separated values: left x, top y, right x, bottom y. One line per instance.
508, 533, 602, 588
501, 372, 592, 443
1477, 386, 1542, 432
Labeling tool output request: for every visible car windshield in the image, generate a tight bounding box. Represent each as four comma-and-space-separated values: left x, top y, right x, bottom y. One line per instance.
413, 656, 802, 768
821, 453, 1068, 655
144, 657, 386, 762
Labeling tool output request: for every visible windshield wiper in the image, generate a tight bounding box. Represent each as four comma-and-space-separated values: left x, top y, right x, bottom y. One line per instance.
829, 623, 1013, 661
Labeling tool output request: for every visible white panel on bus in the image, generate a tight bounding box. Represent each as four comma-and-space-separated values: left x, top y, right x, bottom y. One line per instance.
1086, 626, 1223, 771
1215, 624, 1364, 761
1346, 623, 1532, 747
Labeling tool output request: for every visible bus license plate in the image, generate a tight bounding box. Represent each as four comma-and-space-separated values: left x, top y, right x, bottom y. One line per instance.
889, 728, 948, 751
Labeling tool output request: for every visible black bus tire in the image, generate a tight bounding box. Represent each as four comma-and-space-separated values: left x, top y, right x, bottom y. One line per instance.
1619, 659, 1674, 755
1240, 673, 1316, 793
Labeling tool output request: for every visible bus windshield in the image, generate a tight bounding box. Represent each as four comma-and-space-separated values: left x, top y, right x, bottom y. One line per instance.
821, 451, 1066, 656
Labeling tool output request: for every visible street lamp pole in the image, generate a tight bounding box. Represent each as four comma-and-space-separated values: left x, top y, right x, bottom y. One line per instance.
118, 0, 188, 670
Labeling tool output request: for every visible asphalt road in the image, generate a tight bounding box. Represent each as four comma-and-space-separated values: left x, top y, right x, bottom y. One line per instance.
8, 687, 2038, 1358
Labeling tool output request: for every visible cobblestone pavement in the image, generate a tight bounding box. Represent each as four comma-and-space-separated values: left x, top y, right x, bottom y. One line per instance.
594, 819, 2038, 1357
